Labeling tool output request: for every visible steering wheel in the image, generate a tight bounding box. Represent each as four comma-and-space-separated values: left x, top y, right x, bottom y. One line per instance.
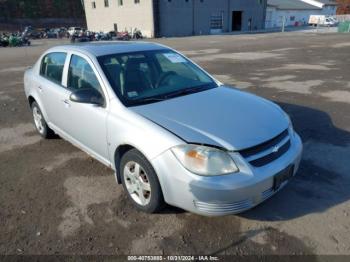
156, 71, 177, 88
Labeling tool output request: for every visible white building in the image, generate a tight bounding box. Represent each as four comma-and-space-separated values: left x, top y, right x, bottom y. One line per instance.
266, 0, 338, 28
83, 0, 267, 38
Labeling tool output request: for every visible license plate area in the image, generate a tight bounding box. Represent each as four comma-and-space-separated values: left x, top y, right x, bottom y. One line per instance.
273, 165, 294, 191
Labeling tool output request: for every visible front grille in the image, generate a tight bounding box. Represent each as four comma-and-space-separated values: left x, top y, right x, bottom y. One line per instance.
240, 129, 290, 167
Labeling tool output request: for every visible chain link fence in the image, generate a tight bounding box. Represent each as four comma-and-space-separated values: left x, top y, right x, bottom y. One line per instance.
335, 15, 350, 33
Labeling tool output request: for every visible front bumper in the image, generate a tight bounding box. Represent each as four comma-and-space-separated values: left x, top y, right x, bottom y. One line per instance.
151, 132, 303, 216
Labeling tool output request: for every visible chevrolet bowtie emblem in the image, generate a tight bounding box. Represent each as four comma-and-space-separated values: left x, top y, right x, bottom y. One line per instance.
272, 146, 280, 153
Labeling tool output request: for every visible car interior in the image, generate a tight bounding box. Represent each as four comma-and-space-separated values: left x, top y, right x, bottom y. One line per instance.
100, 51, 212, 103
40, 54, 65, 83
67, 55, 101, 91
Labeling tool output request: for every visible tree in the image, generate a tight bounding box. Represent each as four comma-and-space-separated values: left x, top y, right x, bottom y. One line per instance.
337, 0, 350, 14
0, 0, 84, 18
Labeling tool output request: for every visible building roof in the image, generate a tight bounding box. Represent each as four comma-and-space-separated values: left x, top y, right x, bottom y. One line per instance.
268, 0, 322, 10
49, 41, 167, 57
316, 0, 338, 5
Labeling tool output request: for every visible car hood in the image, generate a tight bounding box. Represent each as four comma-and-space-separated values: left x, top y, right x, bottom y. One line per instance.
130, 86, 289, 151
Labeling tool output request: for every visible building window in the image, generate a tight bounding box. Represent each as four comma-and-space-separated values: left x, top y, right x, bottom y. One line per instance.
118, 0, 123, 6
210, 13, 223, 30
91, 1, 96, 9
134, 0, 140, 4
104, 0, 109, 7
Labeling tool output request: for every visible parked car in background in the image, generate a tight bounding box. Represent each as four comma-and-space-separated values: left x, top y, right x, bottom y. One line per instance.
23, 27, 43, 39
45, 29, 58, 39
68, 27, 83, 36
327, 16, 339, 26
24, 42, 302, 216
309, 15, 338, 27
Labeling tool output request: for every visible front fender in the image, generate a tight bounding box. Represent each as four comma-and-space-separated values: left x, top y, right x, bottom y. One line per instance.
106, 101, 184, 171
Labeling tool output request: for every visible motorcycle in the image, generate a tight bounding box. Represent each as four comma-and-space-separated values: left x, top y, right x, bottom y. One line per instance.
116, 31, 131, 41
0, 34, 10, 47
93, 32, 111, 41
132, 28, 143, 39
70, 32, 90, 43
8, 34, 31, 47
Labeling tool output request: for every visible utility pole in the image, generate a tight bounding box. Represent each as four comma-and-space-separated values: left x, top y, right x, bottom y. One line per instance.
192, 0, 195, 35
281, 16, 285, 32
227, 0, 230, 32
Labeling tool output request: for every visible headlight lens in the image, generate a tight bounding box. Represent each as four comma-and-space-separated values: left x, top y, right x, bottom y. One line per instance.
287, 115, 294, 136
171, 145, 239, 176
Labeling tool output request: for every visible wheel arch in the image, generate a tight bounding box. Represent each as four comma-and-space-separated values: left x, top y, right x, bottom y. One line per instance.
113, 144, 162, 188
28, 95, 36, 107
27, 94, 50, 123
114, 144, 136, 184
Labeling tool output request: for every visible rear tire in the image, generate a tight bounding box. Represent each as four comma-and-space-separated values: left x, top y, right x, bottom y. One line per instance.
120, 149, 165, 213
31, 101, 55, 139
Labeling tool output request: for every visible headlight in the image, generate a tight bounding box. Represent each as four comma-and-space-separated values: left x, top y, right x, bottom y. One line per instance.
171, 144, 239, 176
287, 115, 295, 136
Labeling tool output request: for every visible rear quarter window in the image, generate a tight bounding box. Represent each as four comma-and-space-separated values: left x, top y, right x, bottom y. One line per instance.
40, 52, 66, 84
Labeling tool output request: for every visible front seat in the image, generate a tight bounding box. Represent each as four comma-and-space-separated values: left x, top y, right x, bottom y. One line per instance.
123, 58, 152, 97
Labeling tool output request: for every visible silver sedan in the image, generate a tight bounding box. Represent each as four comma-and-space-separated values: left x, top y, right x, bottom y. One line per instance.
24, 42, 303, 216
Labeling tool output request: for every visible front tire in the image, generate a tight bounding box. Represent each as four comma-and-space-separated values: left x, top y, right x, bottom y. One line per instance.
120, 149, 165, 213
31, 101, 54, 139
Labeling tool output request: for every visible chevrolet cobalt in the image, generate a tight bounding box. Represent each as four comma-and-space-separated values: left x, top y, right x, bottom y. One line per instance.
24, 42, 303, 216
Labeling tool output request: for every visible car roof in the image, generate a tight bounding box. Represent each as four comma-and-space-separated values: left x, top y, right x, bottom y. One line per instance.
48, 41, 167, 57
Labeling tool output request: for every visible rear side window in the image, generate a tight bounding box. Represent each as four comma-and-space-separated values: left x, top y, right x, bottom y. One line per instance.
40, 52, 66, 84
67, 55, 102, 92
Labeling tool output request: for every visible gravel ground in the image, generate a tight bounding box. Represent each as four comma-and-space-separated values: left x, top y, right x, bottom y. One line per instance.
0, 32, 350, 256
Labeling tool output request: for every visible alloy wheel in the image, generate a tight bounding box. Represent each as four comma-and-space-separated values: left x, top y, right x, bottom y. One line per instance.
33, 106, 44, 134
123, 161, 151, 206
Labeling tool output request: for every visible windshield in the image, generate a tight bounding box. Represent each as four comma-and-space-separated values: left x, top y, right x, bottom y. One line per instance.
98, 49, 217, 106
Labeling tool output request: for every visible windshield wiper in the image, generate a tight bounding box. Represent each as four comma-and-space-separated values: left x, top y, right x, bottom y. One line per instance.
163, 86, 209, 99
141, 97, 167, 102
131, 88, 200, 105
128, 86, 212, 106
129, 97, 166, 106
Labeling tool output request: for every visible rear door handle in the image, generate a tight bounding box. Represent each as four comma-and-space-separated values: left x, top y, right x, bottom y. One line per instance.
37, 85, 43, 92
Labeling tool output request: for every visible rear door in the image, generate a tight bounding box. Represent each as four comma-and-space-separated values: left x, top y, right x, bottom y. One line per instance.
38, 52, 71, 130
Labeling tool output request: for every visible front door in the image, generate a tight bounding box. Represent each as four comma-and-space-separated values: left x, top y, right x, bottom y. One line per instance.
62, 54, 110, 164
232, 11, 243, 31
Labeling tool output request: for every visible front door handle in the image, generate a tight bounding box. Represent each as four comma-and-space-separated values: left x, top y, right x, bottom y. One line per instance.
62, 99, 71, 108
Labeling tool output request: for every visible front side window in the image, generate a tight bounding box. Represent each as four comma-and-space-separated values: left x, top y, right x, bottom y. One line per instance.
67, 55, 102, 93
40, 52, 66, 84
98, 50, 217, 106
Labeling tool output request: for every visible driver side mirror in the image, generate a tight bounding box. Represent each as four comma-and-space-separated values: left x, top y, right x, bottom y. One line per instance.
70, 88, 104, 106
